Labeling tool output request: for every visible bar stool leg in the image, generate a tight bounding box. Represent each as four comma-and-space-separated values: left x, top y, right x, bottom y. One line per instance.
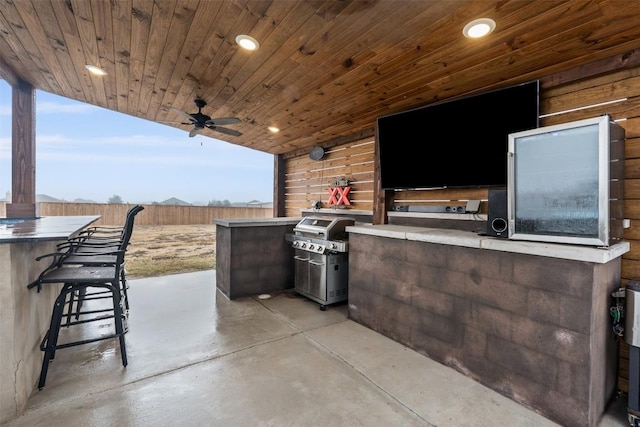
109, 282, 128, 366
38, 285, 71, 389
65, 287, 79, 324
120, 268, 130, 312
48, 286, 74, 362
74, 287, 87, 319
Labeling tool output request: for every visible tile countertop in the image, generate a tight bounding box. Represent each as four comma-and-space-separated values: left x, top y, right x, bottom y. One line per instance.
0, 216, 101, 243
346, 224, 630, 264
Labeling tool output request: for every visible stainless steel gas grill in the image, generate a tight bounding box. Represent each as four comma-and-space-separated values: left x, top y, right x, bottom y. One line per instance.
286, 216, 355, 310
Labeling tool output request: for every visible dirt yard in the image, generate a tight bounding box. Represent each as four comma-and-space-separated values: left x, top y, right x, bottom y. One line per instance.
125, 224, 216, 278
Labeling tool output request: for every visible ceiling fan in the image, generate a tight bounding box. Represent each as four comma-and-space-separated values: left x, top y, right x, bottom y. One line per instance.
170, 99, 242, 138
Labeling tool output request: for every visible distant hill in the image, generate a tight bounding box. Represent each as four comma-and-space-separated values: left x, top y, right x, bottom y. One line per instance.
160, 197, 191, 206
36, 194, 64, 202
1, 192, 99, 203
0, 193, 66, 202
1, 192, 268, 207
37, 195, 97, 203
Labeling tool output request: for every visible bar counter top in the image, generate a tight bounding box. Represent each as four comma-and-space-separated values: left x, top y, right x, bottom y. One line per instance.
214, 217, 301, 228
0, 215, 101, 243
346, 223, 630, 264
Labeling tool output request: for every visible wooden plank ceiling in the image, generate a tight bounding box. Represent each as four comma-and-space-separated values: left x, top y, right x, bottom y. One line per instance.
1, 0, 640, 157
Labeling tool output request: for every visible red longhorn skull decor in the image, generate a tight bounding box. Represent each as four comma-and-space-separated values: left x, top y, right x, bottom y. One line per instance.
327, 178, 352, 207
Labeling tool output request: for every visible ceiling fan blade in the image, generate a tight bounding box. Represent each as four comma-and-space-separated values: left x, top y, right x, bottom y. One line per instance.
170, 107, 196, 122
189, 127, 203, 138
206, 125, 242, 137
204, 117, 241, 126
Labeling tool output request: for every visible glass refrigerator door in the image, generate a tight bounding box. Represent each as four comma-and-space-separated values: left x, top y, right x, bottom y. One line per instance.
508, 116, 611, 246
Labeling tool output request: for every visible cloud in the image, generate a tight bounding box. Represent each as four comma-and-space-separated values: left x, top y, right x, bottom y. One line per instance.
35, 133, 169, 148
37, 146, 270, 170
0, 136, 9, 159
0, 99, 98, 117
36, 100, 99, 114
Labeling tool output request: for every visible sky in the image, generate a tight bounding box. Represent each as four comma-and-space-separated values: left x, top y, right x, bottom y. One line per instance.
0, 79, 274, 205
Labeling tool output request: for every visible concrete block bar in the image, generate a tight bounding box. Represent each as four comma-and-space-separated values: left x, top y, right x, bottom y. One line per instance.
0, 215, 100, 423
346, 224, 629, 427
215, 218, 300, 300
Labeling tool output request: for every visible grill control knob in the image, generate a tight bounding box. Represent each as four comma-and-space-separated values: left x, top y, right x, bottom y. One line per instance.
301, 243, 307, 249
330, 243, 337, 249
309, 244, 315, 250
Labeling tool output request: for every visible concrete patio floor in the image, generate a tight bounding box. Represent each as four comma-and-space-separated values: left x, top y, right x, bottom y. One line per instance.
2, 270, 632, 426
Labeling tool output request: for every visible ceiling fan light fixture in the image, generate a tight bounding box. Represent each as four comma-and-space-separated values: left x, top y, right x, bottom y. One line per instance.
463, 18, 496, 38
172, 100, 243, 138
85, 64, 107, 76
236, 34, 260, 51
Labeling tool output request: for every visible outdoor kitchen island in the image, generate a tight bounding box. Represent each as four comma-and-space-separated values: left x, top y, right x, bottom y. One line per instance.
0, 215, 101, 424
215, 217, 300, 300
345, 223, 629, 427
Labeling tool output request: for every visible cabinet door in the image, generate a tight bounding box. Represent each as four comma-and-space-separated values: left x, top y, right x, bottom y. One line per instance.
308, 252, 326, 301
294, 249, 310, 294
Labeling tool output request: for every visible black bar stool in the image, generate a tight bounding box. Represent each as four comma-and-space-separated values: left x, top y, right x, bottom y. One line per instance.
28, 249, 129, 389
27, 206, 144, 389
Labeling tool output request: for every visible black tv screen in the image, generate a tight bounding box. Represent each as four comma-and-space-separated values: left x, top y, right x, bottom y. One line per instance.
377, 80, 540, 190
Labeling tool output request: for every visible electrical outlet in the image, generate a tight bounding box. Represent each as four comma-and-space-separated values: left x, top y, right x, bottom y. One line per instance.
465, 200, 481, 213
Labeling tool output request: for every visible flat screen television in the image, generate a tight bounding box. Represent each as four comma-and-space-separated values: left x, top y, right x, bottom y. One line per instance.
377, 80, 540, 190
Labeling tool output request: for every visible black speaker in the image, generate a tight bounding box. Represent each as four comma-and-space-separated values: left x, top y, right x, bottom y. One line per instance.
486, 189, 508, 237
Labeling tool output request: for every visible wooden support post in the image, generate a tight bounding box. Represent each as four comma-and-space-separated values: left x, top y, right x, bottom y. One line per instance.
273, 154, 286, 218
6, 81, 37, 218
372, 122, 391, 225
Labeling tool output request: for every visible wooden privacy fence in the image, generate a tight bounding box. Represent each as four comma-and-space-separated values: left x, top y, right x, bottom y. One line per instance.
0, 202, 273, 226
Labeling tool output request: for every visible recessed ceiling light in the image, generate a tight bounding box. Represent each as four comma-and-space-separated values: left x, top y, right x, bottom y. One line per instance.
268, 126, 280, 133
236, 35, 260, 51
463, 18, 496, 38
85, 64, 107, 76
